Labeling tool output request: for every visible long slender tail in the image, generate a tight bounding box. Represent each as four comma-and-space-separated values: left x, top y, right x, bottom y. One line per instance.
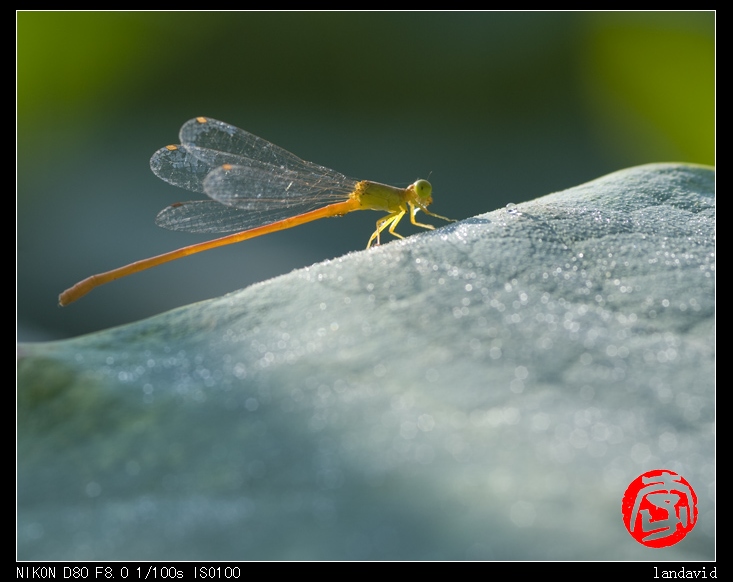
59, 199, 360, 306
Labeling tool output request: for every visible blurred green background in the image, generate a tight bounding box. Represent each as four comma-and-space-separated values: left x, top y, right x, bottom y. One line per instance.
17, 12, 714, 340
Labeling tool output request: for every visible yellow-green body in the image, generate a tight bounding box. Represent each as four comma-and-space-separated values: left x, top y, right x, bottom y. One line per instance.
350, 179, 452, 247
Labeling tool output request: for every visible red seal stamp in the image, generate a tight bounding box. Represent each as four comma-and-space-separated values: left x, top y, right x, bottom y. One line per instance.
622, 469, 698, 548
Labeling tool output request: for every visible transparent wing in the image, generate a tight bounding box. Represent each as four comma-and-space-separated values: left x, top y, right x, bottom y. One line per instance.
155, 199, 334, 233
178, 117, 315, 172
150, 117, 359, 233
202, 163, 356, 209
150, 144, 223, 193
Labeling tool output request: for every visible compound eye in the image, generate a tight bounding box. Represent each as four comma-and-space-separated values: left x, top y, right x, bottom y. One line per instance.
413, 179, 432, 202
